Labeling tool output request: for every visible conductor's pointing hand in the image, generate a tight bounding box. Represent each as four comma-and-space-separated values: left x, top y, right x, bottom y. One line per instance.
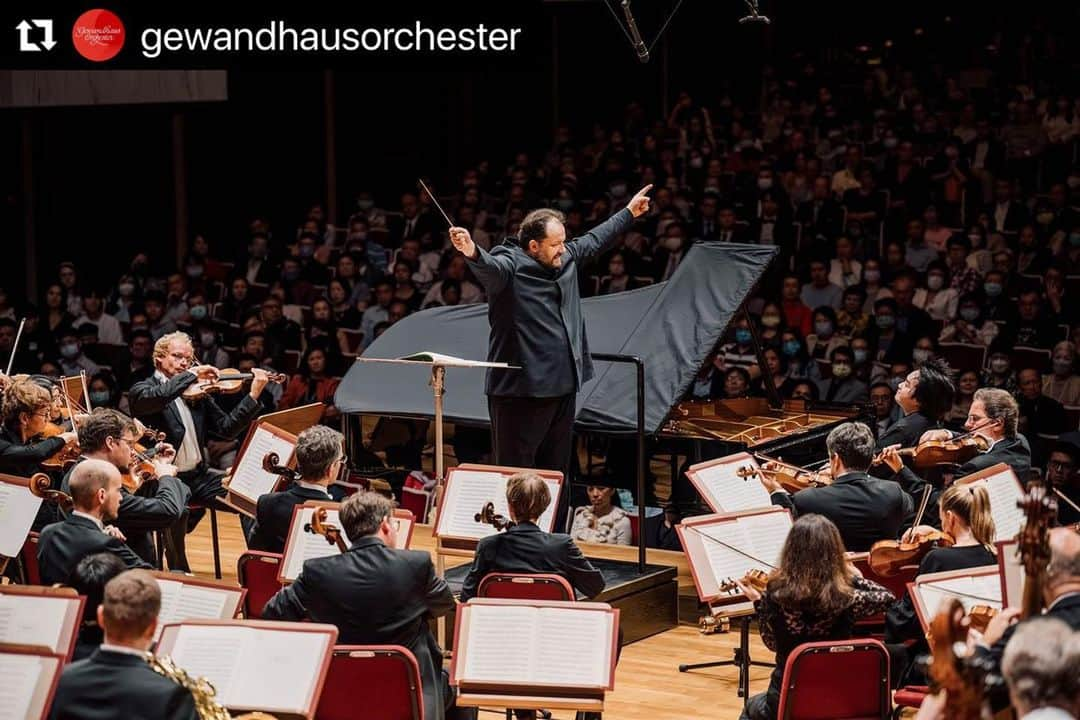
449, 226, 477, 260
627, 184, 653, 218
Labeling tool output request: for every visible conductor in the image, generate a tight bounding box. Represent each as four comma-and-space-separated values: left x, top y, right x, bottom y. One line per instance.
449, 185, 651, 527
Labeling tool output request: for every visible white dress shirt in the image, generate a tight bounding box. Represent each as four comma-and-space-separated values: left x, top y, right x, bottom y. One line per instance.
72, 510, 105, 531
154, 370, 202, 472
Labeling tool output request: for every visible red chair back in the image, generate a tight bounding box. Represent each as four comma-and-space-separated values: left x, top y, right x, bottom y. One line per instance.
849, 556, 917, 635
317, 645, 423, 720
776, 639, 891, 720
399, 486, 431, 524
476, 573, 575, 602
237, 551, 284, 619
20, 532, 41, 585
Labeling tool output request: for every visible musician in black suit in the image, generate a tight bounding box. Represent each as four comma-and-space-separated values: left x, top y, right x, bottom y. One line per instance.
68, 552, 127, 661
128, 331, 268, 546
38, 459, 150, 588
49, 569, 198, 720
761, 422, 908, 552
881, 388, 1032, 529
972, 528, 1080, 712
248, 425, 341, 553
459, 472, 605, 602
449, 186, 651, 530
871, 359, 954, 480
60, 409, 190, 568
262, 491, 466, 720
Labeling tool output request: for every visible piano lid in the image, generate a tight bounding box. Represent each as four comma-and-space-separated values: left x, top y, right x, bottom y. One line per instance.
334, 242, 778, 435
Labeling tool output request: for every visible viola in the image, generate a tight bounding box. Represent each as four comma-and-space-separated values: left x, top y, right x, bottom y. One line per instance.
868, 529, 954, 577
474, 501, 513, 531
304, 506, 347, 552
28, 472, 73, 512
182, 369, 287, 401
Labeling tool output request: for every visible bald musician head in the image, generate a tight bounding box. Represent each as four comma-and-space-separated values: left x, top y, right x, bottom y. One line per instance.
505, 472, 551, 524
69, 458, 124, 524
1044, 526, 1080, 607
97, 569, 161, 652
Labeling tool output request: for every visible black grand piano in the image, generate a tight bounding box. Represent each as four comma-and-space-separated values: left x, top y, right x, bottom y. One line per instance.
334, 241, 863, 640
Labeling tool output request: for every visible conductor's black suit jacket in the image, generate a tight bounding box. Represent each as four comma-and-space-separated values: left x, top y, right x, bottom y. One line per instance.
49, 648, 197, 720
261, 536, 455, 720
465, 208, 634, 398
458, 521, 606, 602
127, 372, 261, 462
770, 471, 908, 551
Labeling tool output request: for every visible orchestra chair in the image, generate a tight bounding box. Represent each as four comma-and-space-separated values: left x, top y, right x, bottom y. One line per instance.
1010, 346, 1051, 374
237, 551, 284, 619
891, 685, 929, 719
849, 556, 917, 638
400, 485, 432, 524
19, 531, 42, 585
316, 645, 423, 720
476, 573, 575, 602
477, 574, 573, 720
775, 639, 891, 720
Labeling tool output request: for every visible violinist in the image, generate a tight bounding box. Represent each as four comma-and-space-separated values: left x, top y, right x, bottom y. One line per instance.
128, 331, 269, 533
759, 422, 908, 552
459, 472, 605, 604
871, 358, 954, 478
884, 484, 997, 687
736, 515, 895, 720
248, 425, 343, 553
0, 378, 78, 529
972, 528, 1080, 711
882, 388, 1031, 529
60, 409, 190, 568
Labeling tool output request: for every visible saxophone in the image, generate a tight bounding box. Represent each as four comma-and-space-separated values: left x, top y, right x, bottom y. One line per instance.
146, 654, 232, 720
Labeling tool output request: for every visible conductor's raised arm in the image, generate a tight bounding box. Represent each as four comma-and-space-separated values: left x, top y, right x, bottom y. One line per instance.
565, 183, 652, 261
455, 226, 514, 294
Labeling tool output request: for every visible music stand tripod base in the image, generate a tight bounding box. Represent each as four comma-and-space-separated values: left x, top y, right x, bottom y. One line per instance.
678, 615, 774, 705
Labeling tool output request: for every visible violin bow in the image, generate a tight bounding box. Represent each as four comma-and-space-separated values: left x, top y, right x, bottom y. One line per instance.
1052, 487, 1080, 517
683, 525, 778, 570
61, 387, 79, 446
909, 485, 934, 534
80, 370, 92, 412
5, 318, 25, 376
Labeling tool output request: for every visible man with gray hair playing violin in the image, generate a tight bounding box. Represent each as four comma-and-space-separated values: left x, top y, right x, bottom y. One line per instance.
129, 331, 271, 552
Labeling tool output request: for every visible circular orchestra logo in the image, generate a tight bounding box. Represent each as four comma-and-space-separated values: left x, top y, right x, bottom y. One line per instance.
72, 9, 125, 62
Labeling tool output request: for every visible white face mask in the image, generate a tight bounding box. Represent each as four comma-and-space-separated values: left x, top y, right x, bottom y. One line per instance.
926, 274, 944, 290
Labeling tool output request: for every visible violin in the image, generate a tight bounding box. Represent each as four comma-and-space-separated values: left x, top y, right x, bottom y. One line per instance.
966, 605, 998, 634
737, 455, 830, 494
925, 598, 1001, 720
28, 472, 73, 512
474, 501, 513, 531
718, 568, 770, 595
39, 422, 81, 471
868, 529, 955, 577
182, 369, 287, 401
872, 425, 993, 470
304, 506, 347, 553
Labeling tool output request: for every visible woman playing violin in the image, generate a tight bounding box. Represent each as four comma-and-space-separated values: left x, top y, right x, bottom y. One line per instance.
736, 514, 895, 720
0, 379, 78, 529
884, 483, 997, 687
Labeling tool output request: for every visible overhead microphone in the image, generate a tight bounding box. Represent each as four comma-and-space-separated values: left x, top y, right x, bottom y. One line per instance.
738, 0, 771, 24
620, 0, 650, 63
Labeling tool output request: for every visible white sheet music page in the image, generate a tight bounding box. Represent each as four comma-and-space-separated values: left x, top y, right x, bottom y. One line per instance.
917, 572, 1002, 618
227, 427, 295, 502
0, 483, 42, 557
0, 653, 46, 720
227, 628, 330, 711
694, 521, 757, 596
533, 608, 613, 687
167, 625, 247, 704
969, 470, 1024, 542
460, 605, 537, 682
283, 508, 351, 581
0, 595, 68, 652
695, 460, 770, 512
441, 471, 560, 539
738, 511, 792, 568
155, 580, 230, 640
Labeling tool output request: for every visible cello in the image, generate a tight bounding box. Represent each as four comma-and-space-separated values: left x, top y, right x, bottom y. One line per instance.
924, 598, 1002, 720
304, 506, 347, 553
474, 501, 514, 531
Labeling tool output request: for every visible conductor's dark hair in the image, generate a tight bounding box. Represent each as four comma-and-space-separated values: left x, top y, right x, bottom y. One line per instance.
518, 208, 565, 250
914, 357, 955, 420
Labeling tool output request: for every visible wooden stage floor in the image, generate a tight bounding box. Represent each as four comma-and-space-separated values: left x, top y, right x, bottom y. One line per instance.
188, 513, 779, 720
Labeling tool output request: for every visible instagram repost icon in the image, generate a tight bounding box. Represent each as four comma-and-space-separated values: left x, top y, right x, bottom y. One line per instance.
72, 9, 125, 61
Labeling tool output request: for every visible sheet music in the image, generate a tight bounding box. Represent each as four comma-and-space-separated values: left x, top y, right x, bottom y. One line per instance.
739, 512, 792, 568
917, 572, 1002, 618
968, 471, 1024, 541
999, 542, 1024, 608
156, 580, 230, 638
441, 471, 559, 539
533, 608, 613, 687
694, 460, 770, 512
460, 605, 537, 681
0, 595, 69, 652
283, 508, 352, 581
695, 522, 758, 594
0, 483, 43, 557
391, 515, 413, 548
397, 351, 508, 367
0, 653, 46, 720
227, 426, 295, 502
168, 625, 329, 711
